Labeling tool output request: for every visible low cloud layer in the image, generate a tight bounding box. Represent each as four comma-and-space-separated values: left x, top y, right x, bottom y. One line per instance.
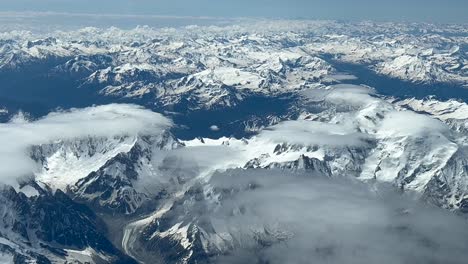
202, 169, 468, 264
0, 104, 171, 185
255, 85, 377, 148
379, 110, 449, 137
301, 84, 378, 107
258, 120, 370, 147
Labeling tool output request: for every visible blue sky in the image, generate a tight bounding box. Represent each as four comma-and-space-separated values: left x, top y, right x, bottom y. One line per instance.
1, 0, 467, 23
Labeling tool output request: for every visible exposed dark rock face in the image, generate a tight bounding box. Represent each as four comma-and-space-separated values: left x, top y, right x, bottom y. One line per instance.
0, 186, 137, 263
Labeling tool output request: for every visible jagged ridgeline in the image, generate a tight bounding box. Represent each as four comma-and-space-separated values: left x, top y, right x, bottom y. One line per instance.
0, 20, 467, 264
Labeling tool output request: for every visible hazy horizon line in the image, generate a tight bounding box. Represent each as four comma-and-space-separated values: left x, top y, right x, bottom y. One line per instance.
0, 11, 466, 26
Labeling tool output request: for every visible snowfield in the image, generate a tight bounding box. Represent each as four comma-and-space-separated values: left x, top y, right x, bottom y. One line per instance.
0, 20, 467, 264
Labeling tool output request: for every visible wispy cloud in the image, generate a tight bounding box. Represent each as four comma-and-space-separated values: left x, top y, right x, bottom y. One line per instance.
196, 169, 468, 263
0, 11, 243, 32
0, 104, 171, 186
0, 11, 236, 21
258, 120, 370, 147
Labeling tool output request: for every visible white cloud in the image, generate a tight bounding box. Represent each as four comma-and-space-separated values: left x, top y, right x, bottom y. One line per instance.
326, 84, 379, 106
301, 84, 379, 109
194, 169, 468, 264
209, 125, 220, 131
258, 120, 370, 147
0, 104, 172, 186
326, 74, 358, 81
379, 110, 449, 137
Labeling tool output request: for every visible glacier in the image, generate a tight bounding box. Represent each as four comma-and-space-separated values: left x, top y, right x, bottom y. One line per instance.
0, 20, 467, 263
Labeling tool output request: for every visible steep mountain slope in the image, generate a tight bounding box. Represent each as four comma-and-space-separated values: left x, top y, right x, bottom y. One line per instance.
0, 20, 467, 264
0, 185, 136, 263
0, 87, 467, 264
0, 20, 466, 117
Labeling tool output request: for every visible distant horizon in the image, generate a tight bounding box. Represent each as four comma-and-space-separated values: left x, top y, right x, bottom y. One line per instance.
1, 10, 468, 24
1, 0, 467, 24
0, 11, 466, 32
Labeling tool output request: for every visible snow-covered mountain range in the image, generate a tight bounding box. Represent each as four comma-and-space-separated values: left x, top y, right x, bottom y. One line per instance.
0, 20, 467, 263
0, 20, 466, 113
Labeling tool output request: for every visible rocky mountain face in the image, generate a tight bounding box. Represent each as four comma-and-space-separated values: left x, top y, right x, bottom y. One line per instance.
0, 185, 136, 263
0, 21, 466, 116
0, 21, 467, 263
70, 133, 181, 215
8, 85, 464, 263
